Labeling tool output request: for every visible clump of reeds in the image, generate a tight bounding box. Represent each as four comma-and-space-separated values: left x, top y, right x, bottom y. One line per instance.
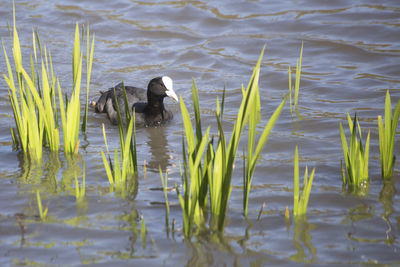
340, 113, 370, 189
177, 46, 287, 235
293, 146, 315, 217
59, 23, 95, 154
378, 90, 400, 179
177, 79, 210, 236
3, 3, 94, 160
101, 86, 138, 196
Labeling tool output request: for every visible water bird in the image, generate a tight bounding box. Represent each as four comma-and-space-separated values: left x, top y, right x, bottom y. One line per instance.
94, 76, 178, 126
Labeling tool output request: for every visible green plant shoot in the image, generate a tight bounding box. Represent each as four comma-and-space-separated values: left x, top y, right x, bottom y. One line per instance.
293, 146, 315, 217
378, 90, 400, 179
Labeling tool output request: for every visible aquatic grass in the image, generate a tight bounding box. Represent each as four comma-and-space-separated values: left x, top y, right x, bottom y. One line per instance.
288, 42, 303, 114
2, 4, 44, 161
378, 90, 400, 179
243, 87, 287, 217
4, 5, 62, 159
82, 24, 95, 133
340, 113, 370, 188
209, 48, 267, 229
293, 146, 315, 217
100, 85, 138, 195
177, 79, 211, 236
59, 23, 94, 154
101, 115, 135, 195
177, 46, 287, 234
36, 191, 48, 222
4, 5, 95, 158
160, 167, 170, 232
294, 42, 303, 108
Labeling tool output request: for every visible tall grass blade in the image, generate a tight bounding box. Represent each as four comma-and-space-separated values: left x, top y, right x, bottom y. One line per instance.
160, 167, 170, 232
294, 41, 303, 108
82, 25, 95, 132
378, 90, 400, 179
293, 146, 315, 217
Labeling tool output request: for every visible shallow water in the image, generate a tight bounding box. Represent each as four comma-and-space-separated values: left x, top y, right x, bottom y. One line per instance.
1, 0, 400, 265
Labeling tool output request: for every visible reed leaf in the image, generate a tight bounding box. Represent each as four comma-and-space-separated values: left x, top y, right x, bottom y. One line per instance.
160, 167, 170, 232
340, 113, 370, 189
293, 146, 315, 217
294, 41, 303, 108
378, 90, 400, 179
82, 24, 95, 133
243, 96, 287, 216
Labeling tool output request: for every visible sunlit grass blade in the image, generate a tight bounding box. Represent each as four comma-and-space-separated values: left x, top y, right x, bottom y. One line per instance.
340, 113, 370, 192
100, 91, 137, 195
293, 146, 315, 217
72, 23, 80, 88
294, 41, 303, 108
243, 96, 287, 216
160, 167, 170, 232
378, 90, 400, 179
82, 24, 95, 133
101, 150, 114, 188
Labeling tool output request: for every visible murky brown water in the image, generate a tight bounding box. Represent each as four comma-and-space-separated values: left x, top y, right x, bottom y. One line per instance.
1, 0, 400, 265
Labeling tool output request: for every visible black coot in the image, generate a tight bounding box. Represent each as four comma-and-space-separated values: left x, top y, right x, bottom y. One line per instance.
95, 76, 178, 126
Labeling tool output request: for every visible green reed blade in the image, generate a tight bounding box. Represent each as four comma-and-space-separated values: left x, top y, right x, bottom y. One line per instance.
384, 91, 392, 156
294, 41, 303, 108
160, 167, 170, 231
180, 95, 195, 153
114, 149, 121, 189
102, 123, 109, 153
192, 127, 210, 175
220, 83, 226, 119
113, 88, 125, 154
13, 4, 22, 74
131, 111, 138, 174
191, 79, 202, 143
378, 90, 400, 178
377, 115, 385, 174
101, 150, 114, 187
72, 23, 80, 88
251, 97, 287, 169
121, 113, 134, 181
58, 79, 68, 152
34, 30, 42, 60
301, 167, 315, 215
82, 24, 95, 133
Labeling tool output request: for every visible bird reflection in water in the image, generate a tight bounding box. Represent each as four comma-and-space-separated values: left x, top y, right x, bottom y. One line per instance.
145, 126, 173, 172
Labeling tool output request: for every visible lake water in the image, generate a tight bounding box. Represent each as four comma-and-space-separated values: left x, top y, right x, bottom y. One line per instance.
0, 0, 400, 265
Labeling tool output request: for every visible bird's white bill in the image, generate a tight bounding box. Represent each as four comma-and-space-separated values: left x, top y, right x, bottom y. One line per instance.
162, 76, 179, 102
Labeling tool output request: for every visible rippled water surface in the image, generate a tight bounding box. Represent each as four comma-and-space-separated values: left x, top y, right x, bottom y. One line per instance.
1, 0, 400, 265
